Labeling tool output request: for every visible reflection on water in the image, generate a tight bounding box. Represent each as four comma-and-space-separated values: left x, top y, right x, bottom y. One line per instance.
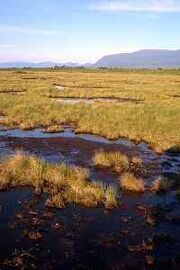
0, 125, 179, 269
0, 126, 179, 175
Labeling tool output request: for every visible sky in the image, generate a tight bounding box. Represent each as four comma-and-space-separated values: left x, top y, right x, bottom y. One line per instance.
0, 0, 180, 63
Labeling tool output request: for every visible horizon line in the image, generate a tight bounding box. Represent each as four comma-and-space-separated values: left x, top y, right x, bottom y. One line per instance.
0, 48, 180, 64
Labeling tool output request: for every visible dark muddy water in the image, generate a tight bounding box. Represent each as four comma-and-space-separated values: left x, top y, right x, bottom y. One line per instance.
0, 127, 179, 269
0, 126, 179, 174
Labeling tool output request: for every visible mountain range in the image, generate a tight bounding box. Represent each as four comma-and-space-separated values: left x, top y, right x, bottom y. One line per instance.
95, 49, 180, 68
1, 49, 180, 69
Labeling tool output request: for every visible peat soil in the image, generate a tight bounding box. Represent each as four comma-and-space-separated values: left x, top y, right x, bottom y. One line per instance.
0, 128, 179, 270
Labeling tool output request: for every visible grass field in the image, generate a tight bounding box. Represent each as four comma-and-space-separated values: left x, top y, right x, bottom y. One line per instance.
0, 68, 179, 152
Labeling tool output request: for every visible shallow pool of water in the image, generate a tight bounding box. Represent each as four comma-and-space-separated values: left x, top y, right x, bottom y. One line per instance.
0, 126, 179, 175
0, 126, 179, 269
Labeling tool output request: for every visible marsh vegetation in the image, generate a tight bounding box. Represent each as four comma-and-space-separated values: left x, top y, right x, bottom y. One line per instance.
0, 152, 118, 209
0, 68, 179, 152
0, 68, 179, 269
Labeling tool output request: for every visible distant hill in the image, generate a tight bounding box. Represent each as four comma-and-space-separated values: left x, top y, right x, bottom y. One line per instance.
1, 50, 180, 69
0, 61, 81, 68
95, 49, 180, 68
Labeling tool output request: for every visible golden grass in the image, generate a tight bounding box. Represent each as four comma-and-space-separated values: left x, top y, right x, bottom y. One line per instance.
0, 69, 179, 151
131, 156, 143, 169
93, 150, 143, 175
105, 186, 118, 209
19, 122, 35, 131
43, 124, 64, 133
121, 172, 145, 193
93, 150, 130, 172
0, 152, 118, 209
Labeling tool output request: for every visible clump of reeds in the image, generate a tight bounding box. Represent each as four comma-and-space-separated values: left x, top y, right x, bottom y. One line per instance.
93, 150, 130, 172
151, 176, 173, 193
121, 172, 145, 193
0, 151, 118, 209
93, 150, 143, 174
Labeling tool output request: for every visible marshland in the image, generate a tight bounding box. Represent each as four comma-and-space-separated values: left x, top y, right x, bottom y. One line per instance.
0, 68, 180, 269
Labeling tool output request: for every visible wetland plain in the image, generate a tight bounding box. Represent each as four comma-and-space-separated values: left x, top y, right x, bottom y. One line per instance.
0, 68, 179, 269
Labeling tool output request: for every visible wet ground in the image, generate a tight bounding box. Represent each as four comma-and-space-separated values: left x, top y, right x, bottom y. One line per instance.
51, 97, 143, 104
0, 126, 179, 269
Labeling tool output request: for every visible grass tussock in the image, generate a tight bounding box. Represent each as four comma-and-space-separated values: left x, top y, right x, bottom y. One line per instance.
151, 176, 172, 194
121, 172, 145, 193
131, 156, 143, 171
19, 122, 35, 131
93, 150, 143, 174
93, 150, 130, 172
0, 152, 118, 209
151, 174, 180, 194
105, 186, 118, 209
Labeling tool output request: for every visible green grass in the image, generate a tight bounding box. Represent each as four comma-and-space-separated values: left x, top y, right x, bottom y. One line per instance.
0, 152, 118, 209
0, 68, 179, 151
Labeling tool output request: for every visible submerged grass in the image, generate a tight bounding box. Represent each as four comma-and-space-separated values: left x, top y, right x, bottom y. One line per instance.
0, 152, 118, 209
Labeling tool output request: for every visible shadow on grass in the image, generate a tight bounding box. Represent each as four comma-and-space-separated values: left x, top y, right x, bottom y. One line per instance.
165, 144, 180, 154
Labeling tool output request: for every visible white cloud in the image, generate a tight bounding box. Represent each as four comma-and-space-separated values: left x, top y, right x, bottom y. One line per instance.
0, 25, 63, 36
91, 0, 180, 13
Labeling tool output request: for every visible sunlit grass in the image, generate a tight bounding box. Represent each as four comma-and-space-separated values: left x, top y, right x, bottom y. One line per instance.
93, 150, 143, 175
43, 124, 64, 133
93, 150, 130, 172
121, 172, 145, 193
0, 151, 118, 209
0, 69, 179, 151
105, 186, 118, 209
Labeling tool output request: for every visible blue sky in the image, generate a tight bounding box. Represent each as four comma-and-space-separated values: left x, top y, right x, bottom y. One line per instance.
0, 0, 180, 63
